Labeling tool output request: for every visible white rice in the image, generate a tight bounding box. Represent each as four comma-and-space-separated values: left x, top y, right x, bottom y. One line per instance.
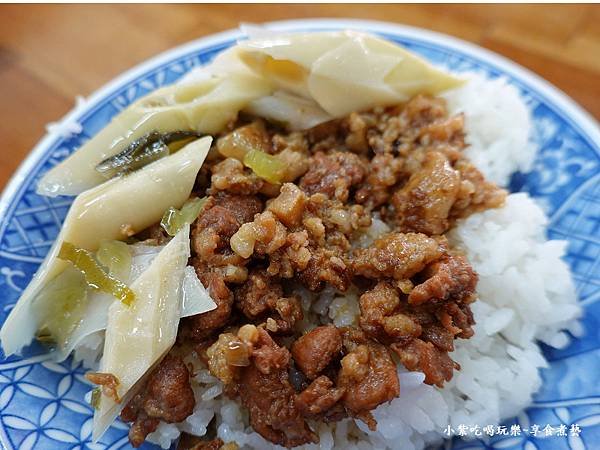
77, 73, 581, 449
443, 73, 536, 187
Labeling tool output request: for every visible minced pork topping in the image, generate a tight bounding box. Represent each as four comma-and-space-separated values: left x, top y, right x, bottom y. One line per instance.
121, 95, 506, 448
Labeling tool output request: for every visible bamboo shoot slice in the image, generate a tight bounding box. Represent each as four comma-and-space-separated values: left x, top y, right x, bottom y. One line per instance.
53, 249, 214, 362
91, 224, 211, 440
245, 90, 332, 131
0, 137, 211, 356
237, 30, 464, 117
38, 74, 269, 196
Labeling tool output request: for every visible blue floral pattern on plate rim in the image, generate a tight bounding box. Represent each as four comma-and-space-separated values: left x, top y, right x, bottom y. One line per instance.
0, 19, 598, 450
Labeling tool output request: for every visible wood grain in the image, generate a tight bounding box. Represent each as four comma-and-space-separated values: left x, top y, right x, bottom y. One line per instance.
0, 4, 598, 190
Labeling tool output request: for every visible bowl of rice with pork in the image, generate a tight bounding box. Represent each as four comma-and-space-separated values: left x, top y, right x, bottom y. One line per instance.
0, 20, 595, 450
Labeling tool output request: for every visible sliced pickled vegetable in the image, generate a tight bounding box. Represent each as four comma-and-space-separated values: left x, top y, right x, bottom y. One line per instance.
216, 121, 271, 161
237, 29, 464, 117
181, 265, 217, 318
96, 240, 132, 281
35, 329, 56, 345
167, 136, 197, 153
99, 141, 168, 180
91, 387, 101, 410
58, 242, 135, 306
37, 75, 269, 197
53, 242, 213, 363
92, 225, 206, 440
243, 149, 286, 184
0, 138, 212, 358
95, 131, 201, 179
34, 267, 88, 347
161, 197, 207, 236
245, 91, 332, 131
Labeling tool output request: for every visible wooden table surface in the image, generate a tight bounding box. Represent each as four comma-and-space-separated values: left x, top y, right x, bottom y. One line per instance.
1, 4, 599, 190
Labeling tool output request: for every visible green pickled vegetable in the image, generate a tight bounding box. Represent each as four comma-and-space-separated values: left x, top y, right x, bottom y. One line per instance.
217, 121, 269, 161
95, 140, 168, 179
35, 266, 88, 347
35, 328, 56, 345
161, 197, 207, 236
96, 240, 132, 281
91, 387, 101, 410
167, 136, 197, 153
95, 130, 202, 179
58, 242, 135, 306
243, 149, 286, 184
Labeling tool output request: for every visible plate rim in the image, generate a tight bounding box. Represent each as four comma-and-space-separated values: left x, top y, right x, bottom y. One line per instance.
1, 17, 599, 228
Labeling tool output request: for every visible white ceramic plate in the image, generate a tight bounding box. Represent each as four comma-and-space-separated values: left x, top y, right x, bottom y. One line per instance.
0, 19, 599, 450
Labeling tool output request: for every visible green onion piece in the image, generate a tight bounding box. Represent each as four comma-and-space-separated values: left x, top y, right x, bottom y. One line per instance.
243, 149, 286, 185
160, 197, 207, 236
90, 387, 101, 410
96, 240, 132, 281
58, 242, 135, 306
35, 267, 88, 347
